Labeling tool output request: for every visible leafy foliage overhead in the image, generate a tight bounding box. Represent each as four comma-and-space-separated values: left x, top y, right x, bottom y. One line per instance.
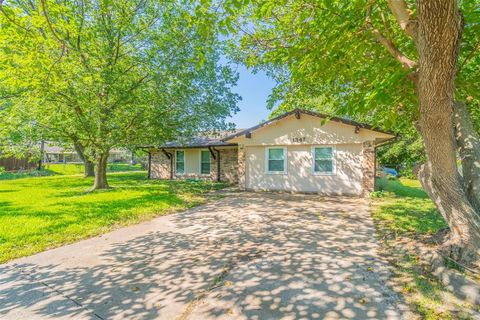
222, 0, 479, 133
0, 0, 240, 157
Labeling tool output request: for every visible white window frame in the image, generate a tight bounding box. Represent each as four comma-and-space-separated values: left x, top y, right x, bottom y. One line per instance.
175, 149, 185, 175
311, 146, 336, 175
199, 149, 211, 175
265, 146, 287, 174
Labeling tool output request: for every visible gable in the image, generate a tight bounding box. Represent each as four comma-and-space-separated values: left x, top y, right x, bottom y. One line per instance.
226, 113, 395, 146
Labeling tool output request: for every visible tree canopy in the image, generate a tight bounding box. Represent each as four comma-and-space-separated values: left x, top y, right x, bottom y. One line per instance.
225, 0, 479, 134
0, 0, 240, 188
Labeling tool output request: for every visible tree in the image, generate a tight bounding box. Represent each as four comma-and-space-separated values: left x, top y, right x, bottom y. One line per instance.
0, 0, 240, 189
224, 0, 480, 263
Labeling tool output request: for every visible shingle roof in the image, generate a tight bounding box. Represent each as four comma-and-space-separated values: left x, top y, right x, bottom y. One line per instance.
159, 130, 244, 148
153, 108, 396, 149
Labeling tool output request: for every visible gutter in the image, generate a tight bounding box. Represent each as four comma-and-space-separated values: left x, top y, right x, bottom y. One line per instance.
375, 135, 399, 148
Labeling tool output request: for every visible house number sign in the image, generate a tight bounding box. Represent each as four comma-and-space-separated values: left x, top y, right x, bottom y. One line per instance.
291, 137, 306, 143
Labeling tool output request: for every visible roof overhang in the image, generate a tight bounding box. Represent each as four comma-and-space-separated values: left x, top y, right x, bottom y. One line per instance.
223, 108, 396, 141
140, 143, 238, 150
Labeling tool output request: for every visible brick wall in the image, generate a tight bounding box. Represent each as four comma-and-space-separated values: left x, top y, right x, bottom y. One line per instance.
237, 145, 246, 190
150, 147, 238, 184
150, 150, 172, 179
218, 148, 238, 183
362, 141, 376, 195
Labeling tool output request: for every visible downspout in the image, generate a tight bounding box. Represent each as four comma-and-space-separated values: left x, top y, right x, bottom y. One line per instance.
215, 148, 221, 182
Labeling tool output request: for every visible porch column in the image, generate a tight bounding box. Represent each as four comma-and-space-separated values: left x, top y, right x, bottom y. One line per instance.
238, 145, 246, 190
362, 141, 376, 195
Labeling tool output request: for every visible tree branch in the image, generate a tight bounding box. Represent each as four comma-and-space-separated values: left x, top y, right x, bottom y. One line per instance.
366, 2, 417, 73
459, 41, 480, 72
0, 3, 31, 33
370, 27, 417, 70
387, 0, 417, 39
39, 0, 65, 45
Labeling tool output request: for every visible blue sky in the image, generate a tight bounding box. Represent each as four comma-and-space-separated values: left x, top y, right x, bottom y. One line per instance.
227, 64, 276, 129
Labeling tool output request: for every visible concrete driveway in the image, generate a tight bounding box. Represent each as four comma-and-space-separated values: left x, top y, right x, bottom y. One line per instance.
1, 192, 406, 319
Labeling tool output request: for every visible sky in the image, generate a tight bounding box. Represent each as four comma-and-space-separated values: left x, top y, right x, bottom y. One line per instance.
227, 64, 276, 129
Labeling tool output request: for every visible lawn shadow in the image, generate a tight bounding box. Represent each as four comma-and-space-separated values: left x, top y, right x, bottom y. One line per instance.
0, 173, 221, 263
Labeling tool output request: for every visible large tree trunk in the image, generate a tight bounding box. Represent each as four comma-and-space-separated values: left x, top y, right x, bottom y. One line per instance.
72, 140, 95, 178
84, 160, 95, 177
92, 152, 109, 190
453, 101, 480, 211
37, 140, 45, 170
416, 0, 480, 262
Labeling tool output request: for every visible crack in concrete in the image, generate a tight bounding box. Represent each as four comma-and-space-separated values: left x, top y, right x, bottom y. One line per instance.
17, 267, 105, 320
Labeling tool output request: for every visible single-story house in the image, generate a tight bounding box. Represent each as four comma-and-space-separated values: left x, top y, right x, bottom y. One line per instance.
148, 109, 396, 196
43, 143, 130, 164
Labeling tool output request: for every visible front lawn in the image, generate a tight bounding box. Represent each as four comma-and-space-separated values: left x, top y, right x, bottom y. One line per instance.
44, 163, 144, 175
373, 177, 447, 235
0, 163, 143, 180
0, 172, 225, 263
371, 178, 478, 319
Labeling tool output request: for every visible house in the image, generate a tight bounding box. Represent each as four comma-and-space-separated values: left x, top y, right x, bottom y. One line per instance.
148, 109, 396, 195
43, 143, 131, 164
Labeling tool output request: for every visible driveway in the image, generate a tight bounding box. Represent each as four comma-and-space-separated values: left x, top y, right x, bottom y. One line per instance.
1, 192, 406, 319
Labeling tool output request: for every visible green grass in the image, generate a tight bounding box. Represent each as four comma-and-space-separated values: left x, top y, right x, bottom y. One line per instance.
0, 163, 144, 180
371, 178, 478, 319
42, 163, 85, 175
372, 177, 447, 234
0, 170, 53, 180
0, 172, 226, 263
44, 163, 143, 175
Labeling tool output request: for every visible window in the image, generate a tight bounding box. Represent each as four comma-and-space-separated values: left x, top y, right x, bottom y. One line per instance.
176, 150, 185, 174
313, 147, 335, 174
200, 150, 210, 174
266, 147, 286, 173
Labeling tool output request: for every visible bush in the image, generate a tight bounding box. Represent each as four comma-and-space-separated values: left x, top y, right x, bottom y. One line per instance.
0, 166, 5, 174
371, 190, 387, 198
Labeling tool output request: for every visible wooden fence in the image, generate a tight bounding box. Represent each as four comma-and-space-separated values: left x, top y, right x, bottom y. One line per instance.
0, 157, 37, 171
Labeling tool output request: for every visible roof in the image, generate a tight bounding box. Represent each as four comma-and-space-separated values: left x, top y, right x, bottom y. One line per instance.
44, 142, 125, 154
152, 109, 395, 149
223, 108, 396, 141
158, 130, 243, 149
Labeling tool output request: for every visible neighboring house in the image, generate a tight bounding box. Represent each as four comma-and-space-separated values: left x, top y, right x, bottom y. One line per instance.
43, 143, 130, 164
148, 109, 396, 196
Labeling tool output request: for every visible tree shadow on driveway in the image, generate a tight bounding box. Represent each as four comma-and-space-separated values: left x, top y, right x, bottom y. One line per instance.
0, 193, 406, 319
